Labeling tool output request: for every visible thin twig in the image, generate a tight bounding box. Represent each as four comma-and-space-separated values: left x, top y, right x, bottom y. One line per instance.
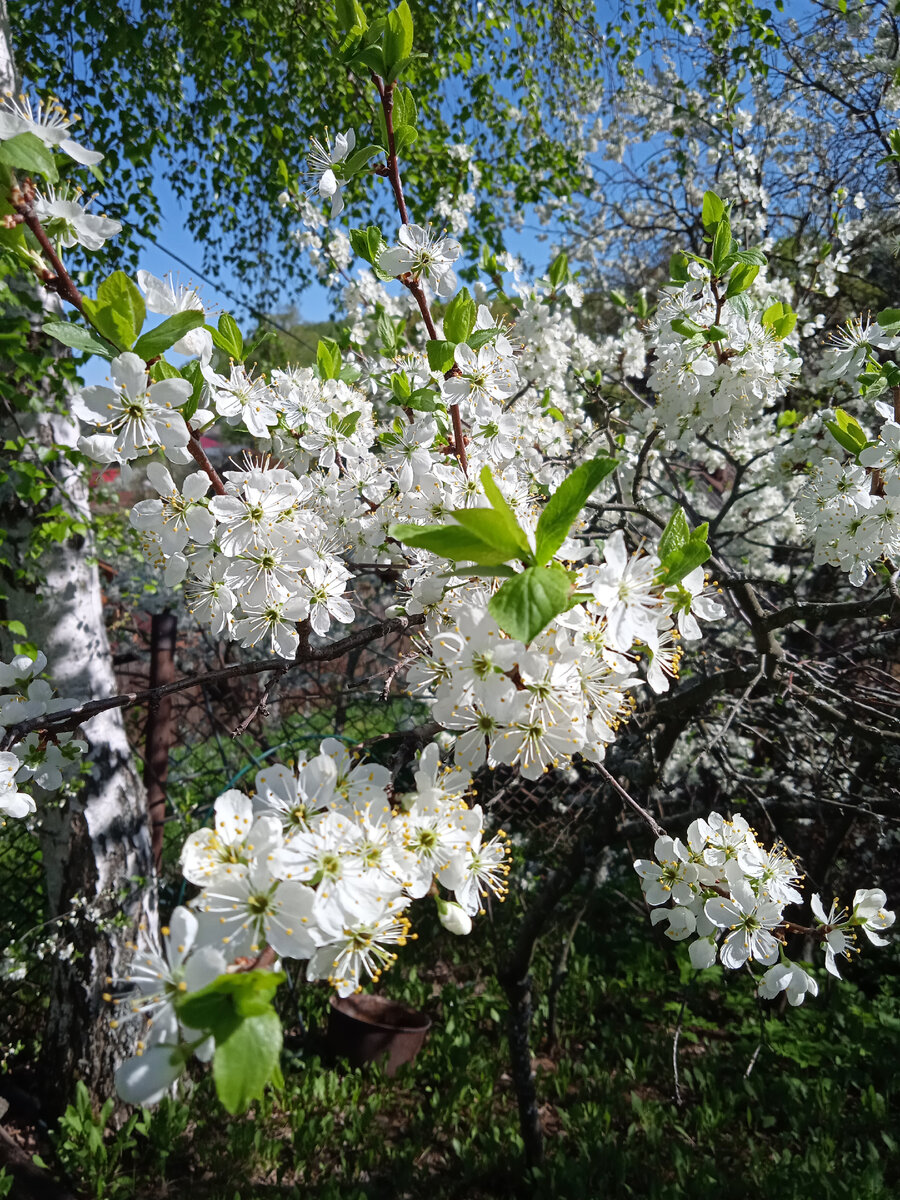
595, 763, 665, 838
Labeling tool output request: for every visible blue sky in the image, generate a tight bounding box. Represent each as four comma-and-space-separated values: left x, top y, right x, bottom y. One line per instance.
80, 164, 557, 385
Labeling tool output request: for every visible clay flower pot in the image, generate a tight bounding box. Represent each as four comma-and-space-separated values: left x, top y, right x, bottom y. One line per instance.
327, 993, 431, 1076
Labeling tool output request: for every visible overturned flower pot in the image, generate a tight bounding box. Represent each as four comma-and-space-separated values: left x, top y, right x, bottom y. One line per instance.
327, 994, 431, 1076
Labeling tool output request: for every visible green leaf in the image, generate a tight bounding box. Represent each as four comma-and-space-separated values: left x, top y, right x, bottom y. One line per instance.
467, 328, 498, 352
658, 507, 691, 560
725, 263, 759, 298
355, 44, 387, 76
149, 359, 182, 382
480, 466, 530, 556
181, 359, 205, 421
393, 125, 418, 153
762, 301, 784, 327
384, 0, 414, 73
443, 287, 476, 344
407, 386, 438, 412
701, 190, 725, 228
773, 311, 797, 339
393, 86, 418, 128
427, 339, 456, 373
658, 540, 711, 585
488, 566, 573, 643
712, 218, 733, 273
704, 325, 729, 343
336, 411, 361, 438
669, 251, 690, 283
450, 507, 526, 560
0, 131, 58, 182
97, 271, 146, 340
217, 313, 244, 360
533, 457, 618, 567
317, 337, 342, 380
671, 317, 703, 338
342, 143, 383, 177
213, 1009, 283, 1116
825, 408, 868, 457
731, 247, 767, 266
42, 320, 116, 360
390, 370, 411, 401
657, 512, 711, 584
877, 307, 900, 335
132, 311, 205, 360
548, 252, 569, 289
388, 521, 513, 565
178, 971, 286, 1033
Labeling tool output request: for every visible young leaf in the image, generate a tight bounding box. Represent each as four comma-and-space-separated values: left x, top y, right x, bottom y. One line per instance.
825, 408, 868, 457
342, 143, 383, 177
427, 339, 456, 373
701, 190, 725, 228
725, 263, 759, 298
389, 521, 513, 565
877, 307, 900, 335
548, 252, 569, 289
384, 0, 414, 73
217, 313, 243, 360
669, 251, 690, 283
533, 457, 618, 567
658, 540, 711, 585
406, 386, 439, 411
443, 287, 476, 344
488, 566, 573, 643
658, 507, 691, 561
711, 218, 733, 273
0, 131, 58, 182
317, 337, 341, 380
97, 271, 146, 340
671, 317, 703, 338
42, 320, 116, 360
132, 311, 206, 360
480, 466, 530, 556
213, 1009, 283, 1116
450, 507, 527, 561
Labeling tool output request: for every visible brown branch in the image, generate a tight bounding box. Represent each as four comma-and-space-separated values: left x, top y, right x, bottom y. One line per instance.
19, 203, 85, 312
186, 430, 227, 495
0, 613, 426, 750
372, 74, 468, 475
595, 763, 665, 838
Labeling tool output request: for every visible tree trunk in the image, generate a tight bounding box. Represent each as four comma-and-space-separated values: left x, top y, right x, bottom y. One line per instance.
1, 3, 157, 1117
144, 610, 178, 867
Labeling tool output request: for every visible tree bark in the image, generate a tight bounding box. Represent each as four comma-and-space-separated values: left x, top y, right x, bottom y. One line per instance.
0, 2, 157, 1117
144, 610, 178, 867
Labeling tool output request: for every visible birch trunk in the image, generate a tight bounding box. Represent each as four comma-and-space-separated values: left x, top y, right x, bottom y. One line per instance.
0, 2, 157, 1117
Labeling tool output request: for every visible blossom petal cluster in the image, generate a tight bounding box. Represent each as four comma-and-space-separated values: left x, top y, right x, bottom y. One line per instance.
634, 813, 894, 1003
0, 653, 85, 821
112, 739, 509, 1102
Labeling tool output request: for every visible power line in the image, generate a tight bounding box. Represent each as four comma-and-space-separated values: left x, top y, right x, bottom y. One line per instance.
139, 232, 320, 356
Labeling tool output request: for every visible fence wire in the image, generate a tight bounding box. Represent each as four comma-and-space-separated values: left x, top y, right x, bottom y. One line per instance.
0, 599, 608, 1049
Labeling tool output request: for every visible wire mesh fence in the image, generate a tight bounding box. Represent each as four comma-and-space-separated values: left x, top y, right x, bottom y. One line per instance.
0, 590, 615, 1054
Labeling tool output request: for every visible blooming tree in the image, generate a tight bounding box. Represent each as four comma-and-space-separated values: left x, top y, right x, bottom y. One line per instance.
0, 0, 897, 1123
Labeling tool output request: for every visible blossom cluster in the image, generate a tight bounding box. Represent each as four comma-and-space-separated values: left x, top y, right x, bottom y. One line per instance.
112, 738, 508, 1103
634, 812, 895, 1005
0, 652, 85, 822
648, 262, 800, 449
794, 314, 900, 585
407, 534, 724, 779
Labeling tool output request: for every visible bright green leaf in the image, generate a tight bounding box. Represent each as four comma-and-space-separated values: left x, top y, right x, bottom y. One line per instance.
533, 457, 618, 567
488, 566, 573, 643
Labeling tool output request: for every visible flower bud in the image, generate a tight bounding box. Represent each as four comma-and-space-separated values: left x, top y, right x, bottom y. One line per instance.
436, 898, 472, 936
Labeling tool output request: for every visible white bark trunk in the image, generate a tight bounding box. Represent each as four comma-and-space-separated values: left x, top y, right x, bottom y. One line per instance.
1, 0, 157, 1114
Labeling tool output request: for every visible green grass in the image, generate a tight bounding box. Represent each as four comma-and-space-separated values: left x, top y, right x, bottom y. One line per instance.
43, 880, 900, 1199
